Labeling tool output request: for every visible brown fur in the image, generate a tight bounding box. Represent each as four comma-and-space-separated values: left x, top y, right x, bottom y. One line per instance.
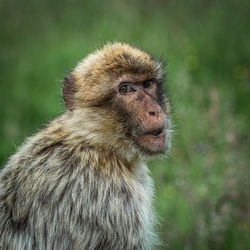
0, 42, 172, 249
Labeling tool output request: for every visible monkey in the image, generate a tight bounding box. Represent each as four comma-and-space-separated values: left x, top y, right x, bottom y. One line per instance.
0, 42, 171, 250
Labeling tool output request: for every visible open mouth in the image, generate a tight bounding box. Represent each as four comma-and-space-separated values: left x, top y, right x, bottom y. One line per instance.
144, 128, 164, 137
136, 126, 166, 153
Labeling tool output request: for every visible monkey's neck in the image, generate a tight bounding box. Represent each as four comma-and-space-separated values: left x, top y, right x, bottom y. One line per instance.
43, 111, 141, 170
80, 147, 141, 177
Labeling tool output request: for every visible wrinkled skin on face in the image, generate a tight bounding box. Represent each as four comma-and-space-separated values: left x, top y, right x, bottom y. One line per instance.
113, 75, 167, 155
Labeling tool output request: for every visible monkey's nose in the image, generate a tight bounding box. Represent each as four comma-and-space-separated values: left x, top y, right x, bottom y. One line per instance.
147, 108, 165, 126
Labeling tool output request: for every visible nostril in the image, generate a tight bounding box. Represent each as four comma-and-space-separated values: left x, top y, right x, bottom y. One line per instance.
149, 111, 156, 116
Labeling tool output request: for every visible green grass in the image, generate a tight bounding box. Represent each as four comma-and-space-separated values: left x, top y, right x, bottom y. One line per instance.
0, 0, 249, 249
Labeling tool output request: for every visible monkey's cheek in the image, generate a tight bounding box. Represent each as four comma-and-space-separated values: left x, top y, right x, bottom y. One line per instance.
137, 133, 166, 153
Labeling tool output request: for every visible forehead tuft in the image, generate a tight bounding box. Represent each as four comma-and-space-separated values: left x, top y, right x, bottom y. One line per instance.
74, 42, 163, 81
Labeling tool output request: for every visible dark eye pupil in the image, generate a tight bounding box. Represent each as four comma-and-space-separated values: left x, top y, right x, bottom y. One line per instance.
120, 85, 128, 93
119, 83, 136, 94
143, 81, 151, 88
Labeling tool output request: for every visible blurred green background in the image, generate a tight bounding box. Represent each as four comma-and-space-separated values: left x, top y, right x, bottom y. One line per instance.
0, 0, 249, 249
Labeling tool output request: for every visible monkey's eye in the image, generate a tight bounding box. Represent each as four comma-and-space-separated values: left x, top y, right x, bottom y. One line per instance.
119, 84, 135, 94
143, 80, 154, 89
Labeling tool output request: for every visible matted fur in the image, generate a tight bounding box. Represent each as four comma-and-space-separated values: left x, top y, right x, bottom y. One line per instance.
0, 42, 171, 249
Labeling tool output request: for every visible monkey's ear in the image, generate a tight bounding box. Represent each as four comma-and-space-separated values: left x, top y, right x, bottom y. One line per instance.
63, 73, 76, 111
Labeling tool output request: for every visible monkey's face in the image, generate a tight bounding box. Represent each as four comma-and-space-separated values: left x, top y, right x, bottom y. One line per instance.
63, 43, 171, 156
113, 75, 169, 155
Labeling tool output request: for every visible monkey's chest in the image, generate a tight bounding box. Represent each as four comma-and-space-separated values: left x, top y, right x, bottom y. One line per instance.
80, 177, 154, 249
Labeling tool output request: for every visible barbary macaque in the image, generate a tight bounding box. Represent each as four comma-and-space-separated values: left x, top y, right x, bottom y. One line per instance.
0, 42, 171, 250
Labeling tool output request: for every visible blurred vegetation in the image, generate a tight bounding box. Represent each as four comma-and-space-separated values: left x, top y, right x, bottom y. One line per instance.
0, 0, 249, 249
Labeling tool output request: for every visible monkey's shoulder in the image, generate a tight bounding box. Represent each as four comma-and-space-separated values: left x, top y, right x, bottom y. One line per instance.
0, 131, 157, 249
0, 128, 153, 207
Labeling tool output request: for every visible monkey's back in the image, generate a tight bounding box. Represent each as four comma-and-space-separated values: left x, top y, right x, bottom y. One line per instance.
0, 124, 158, 250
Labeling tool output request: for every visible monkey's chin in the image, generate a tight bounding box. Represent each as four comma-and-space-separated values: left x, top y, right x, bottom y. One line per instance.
136, 132, 166, 155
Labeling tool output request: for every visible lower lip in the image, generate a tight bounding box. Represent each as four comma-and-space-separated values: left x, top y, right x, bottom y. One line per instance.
139, 132, 166, 152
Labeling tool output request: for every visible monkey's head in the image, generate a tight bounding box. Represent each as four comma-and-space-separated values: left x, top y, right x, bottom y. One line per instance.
63, 42, 171, 157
